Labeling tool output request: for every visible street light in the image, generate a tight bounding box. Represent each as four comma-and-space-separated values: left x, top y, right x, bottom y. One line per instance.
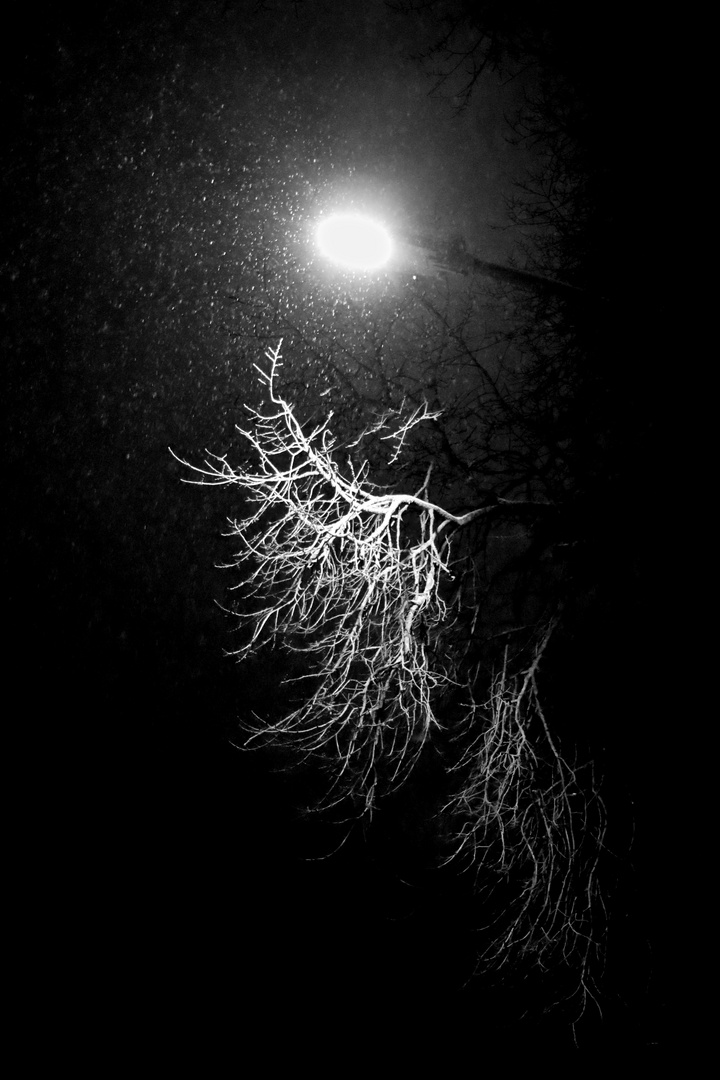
316, 213, 393, 271
316, 213, 606, 304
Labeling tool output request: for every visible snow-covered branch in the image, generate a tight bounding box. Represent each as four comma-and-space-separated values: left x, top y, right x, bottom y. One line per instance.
171, 343, 558, 812
172, 342, 606, 1015
172, 342, 466, 807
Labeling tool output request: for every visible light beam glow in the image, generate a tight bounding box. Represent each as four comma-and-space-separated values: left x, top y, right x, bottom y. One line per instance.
316, 213, 393, 271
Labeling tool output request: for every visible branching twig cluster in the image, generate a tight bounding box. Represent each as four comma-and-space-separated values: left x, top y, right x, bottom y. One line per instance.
174, 343, 481, 810
173, 341, 607, 1018
444, 623, 606, 1019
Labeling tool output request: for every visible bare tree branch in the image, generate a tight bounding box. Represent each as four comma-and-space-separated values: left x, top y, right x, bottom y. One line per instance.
173, 334, 608, 1022
443, 623, 607, 1023
172, 341, 553, 808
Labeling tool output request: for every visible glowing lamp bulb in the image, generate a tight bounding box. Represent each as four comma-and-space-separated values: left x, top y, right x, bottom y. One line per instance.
316, 213, 393, 271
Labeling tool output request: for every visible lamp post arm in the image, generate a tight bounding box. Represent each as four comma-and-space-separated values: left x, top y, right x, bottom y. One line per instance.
469, 256, 596, 300
424, 241, 609, 305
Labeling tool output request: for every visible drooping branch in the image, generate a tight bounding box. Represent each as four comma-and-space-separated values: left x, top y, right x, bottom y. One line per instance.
443, 624, 607, 1021
170, 342, 553, 811
172, 340, 608, 1021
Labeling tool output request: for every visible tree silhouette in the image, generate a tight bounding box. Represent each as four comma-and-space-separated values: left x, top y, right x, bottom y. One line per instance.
174, 330, 608, 1022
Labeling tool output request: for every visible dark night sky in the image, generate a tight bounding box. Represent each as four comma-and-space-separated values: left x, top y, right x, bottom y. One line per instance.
5, 0, 678, 1057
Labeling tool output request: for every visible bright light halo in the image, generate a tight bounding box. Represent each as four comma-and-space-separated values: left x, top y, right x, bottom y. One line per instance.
316, 213, 393, 271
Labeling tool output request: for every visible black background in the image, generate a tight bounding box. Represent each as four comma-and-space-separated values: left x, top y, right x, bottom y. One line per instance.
5, 0, 679, 1058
